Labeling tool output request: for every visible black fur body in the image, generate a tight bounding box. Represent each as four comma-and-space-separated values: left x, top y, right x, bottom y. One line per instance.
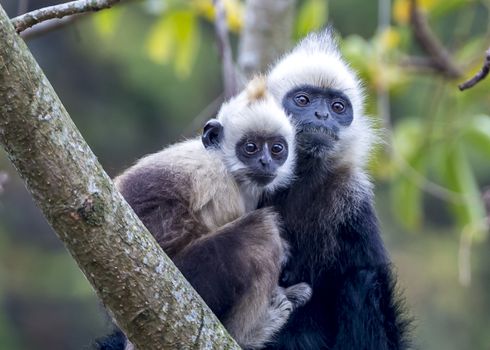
261, 159, 410, 350
262, 30, 412, 350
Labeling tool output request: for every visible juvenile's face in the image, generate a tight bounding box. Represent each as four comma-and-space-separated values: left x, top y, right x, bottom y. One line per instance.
235, 134, 289, 186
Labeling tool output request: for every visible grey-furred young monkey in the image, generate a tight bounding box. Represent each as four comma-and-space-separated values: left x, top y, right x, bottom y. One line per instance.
111, 77, 312, 350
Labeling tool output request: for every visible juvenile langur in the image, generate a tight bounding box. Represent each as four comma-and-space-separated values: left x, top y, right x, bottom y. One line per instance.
257, 30, 411, 350
105, 77, 311, 350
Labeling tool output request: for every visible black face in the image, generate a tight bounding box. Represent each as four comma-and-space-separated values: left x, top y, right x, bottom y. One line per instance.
282, 85, 353, 153
235, 134, 289, 186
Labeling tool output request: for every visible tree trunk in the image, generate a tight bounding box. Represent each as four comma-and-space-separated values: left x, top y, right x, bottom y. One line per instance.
0, 5, 239, 350
238, 0, 297, 77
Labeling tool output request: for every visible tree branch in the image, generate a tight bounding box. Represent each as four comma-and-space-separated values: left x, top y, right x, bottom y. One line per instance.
238, 0, 297, 77
458, 47, 490, 91
20, 14, 85, 40
11, 0, 120, 33
213, 0, 238, 99
0, 4, 239, 349
409, 0, 462, 79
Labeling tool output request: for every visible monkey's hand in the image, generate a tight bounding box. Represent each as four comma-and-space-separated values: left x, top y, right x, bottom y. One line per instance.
283, 282, 312, 309
242, 283, 312, 349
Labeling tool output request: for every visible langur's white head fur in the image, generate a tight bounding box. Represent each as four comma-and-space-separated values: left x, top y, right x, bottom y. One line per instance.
214, 76, 296, 194
267, 29, 377, 172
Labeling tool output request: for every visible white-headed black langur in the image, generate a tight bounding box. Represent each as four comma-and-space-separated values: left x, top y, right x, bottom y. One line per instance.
95, 77, 312, 350
258, 29, 411, 350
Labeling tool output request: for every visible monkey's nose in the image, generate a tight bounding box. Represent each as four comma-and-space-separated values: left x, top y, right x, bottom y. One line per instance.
259, 158, 269, 166
259, 155, 272, 168
315, 111, 329, 120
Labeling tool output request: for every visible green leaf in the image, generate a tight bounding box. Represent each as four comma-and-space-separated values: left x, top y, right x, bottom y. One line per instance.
429, 0, 473, 19
391, 154, 426, 231
391, 118, 428, 230
463, 115, 490, 159
393, 118, 424, 159
440, 144, 486, 241
341, 35, 373, 81
295, 0, 328, 39
454, 37, 487, 63
92, 7, 122, 39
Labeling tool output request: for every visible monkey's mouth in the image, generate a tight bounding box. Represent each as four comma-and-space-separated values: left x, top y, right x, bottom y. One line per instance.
297, 125, 339, 141
233, 170, 276, 187
249, 173, 276, 186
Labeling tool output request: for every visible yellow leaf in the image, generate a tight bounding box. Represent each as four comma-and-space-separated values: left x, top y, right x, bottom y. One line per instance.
419, 0, 440, 11
192, 0, 243, 32
393, 0, 442, 24
224, 0, 244, 32
93, 7, 122, 39
380, 27, 401, 50
146, 15, 176, 64
173, 11, 200, 78
393, 0, 410, 24
192, 0, 215, 22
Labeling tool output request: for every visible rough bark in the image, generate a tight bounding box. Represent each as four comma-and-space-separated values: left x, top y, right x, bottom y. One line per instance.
0, 5, 239, 350
238, 0, 297, 77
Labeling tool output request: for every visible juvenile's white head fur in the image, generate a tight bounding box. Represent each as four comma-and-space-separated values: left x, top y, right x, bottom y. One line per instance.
215, 76, 296, 194
267, 30, 376, 171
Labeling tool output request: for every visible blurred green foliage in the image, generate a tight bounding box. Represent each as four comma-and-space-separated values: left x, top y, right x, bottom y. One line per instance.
0, 0, 489, 349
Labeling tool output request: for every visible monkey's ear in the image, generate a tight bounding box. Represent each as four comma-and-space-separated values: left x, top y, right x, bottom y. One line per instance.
202, 119, 223, 149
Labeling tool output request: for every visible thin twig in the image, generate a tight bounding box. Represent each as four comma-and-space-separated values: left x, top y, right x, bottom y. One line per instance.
409, 0, 462, 79
213, 0, 238, 99
458, 47, 490, 91
11, 0, 120, 33
20, 14, 85, 40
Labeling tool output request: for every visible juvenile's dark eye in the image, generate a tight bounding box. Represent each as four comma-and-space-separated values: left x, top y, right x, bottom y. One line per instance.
244, 142, 258, 154
331, 101, 345, 113
271, 143, 284, 154
294, 94, 310, 107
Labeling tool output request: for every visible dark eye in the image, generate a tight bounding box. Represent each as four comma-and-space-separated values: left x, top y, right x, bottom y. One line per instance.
331, 101, 345, 113
244, 142, 258, 154
294, 94, 310, 107
271, 143, 284, 154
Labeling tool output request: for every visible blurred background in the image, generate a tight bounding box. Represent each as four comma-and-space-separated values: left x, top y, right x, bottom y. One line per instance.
0, 0, 489, 349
